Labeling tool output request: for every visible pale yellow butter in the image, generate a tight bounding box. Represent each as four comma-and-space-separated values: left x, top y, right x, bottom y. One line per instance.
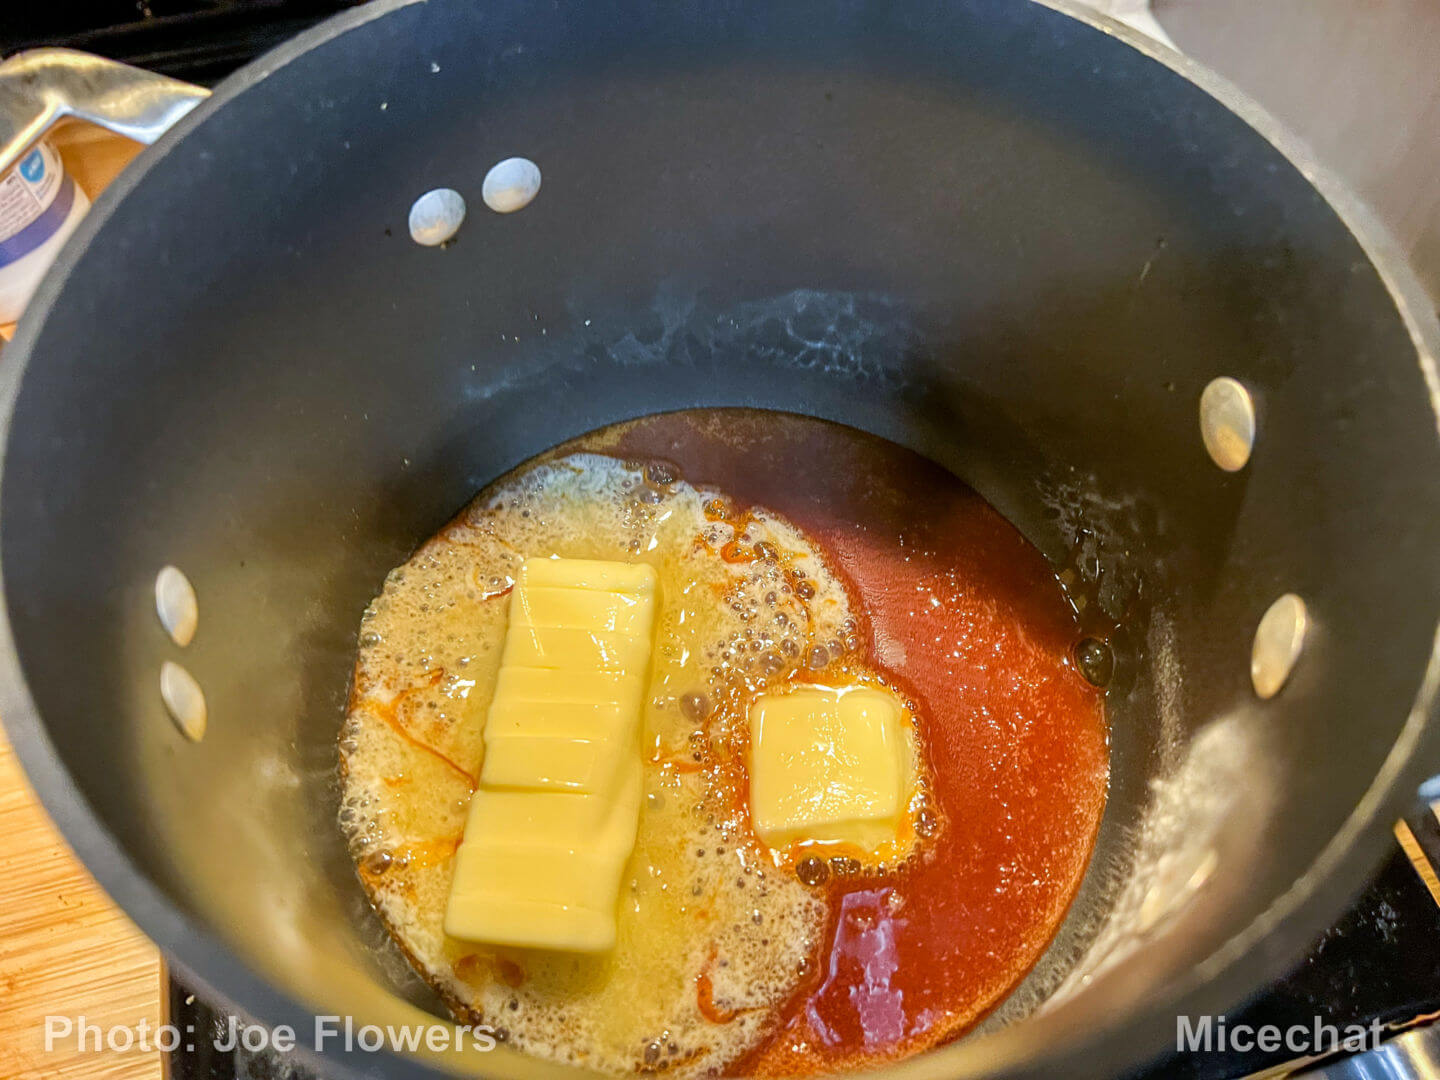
481, 734, 628, 793
513, 587, 653, 636
502, 625, 651, 673
482, 697, 631, 791
748, 685, 905, 854
518, 557, 659, 594
444, 557, 656, 951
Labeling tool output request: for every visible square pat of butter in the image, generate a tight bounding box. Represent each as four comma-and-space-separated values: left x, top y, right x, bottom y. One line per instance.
747, 685, 904, 853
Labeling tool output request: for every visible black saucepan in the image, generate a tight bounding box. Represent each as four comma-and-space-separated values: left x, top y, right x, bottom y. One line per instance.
2, 1, 1439, 1078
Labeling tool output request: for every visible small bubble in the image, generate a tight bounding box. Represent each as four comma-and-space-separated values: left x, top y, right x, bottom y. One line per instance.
796, 856, 830, 886
363, 850, 393, 875
795, 580, 816, 600
807, 646, 829, 670
1074, 637, 1115, 688
915, 806, 939, 838
830, 856, 861, 877
644, 461, 678, 487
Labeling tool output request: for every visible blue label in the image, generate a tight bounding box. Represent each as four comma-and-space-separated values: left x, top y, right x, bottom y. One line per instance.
0, 175, 75, 267
18, 148, 45, 185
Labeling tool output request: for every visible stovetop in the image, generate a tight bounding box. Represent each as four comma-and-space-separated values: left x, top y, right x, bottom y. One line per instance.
1130, 805, 1440, 1079
9, 4, 1440, 1078
1, 0, 356, 87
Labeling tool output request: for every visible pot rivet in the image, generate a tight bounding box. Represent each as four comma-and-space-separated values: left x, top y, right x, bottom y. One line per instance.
482, 157, 541, 214
160, 661, 207, 742
154, 565, 198, 647
408, 188, 466, 246
1251, 593, 1307, 699
1199, 376, 1256, 472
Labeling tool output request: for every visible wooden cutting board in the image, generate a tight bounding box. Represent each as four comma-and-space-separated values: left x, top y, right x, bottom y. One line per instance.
0, 731, 165, 1080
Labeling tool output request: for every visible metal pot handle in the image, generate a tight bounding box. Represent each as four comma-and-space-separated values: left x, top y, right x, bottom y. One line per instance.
0, 47, 209, 176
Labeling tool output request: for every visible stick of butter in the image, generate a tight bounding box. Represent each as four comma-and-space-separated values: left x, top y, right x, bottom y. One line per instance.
444, 557, 657, 951
748, 685, 906, 854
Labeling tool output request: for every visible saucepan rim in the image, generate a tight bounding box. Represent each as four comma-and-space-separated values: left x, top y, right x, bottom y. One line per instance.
1, 1, 1438, 1077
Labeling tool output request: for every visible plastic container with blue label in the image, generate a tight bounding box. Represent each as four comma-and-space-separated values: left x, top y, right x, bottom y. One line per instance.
0, 139, 91, 324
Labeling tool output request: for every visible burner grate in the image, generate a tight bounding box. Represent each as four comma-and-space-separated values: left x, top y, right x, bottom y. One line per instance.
1, 0, 358, 85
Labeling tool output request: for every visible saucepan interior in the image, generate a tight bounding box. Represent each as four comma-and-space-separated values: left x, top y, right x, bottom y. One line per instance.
3, 1, 1440, 1078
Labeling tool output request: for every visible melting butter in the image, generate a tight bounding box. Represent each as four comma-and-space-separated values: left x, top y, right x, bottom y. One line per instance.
748, 685, 917, 859
444, 558, 656, 952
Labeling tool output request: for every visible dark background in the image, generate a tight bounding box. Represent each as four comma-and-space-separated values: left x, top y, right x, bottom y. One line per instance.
2, 0, 356, 85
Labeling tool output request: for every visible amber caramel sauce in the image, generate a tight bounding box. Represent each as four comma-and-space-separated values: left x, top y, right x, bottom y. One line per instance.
562, 410, 1111, 1074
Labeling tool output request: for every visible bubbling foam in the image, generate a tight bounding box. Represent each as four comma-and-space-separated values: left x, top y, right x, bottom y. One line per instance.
340, 453, 862, 1074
